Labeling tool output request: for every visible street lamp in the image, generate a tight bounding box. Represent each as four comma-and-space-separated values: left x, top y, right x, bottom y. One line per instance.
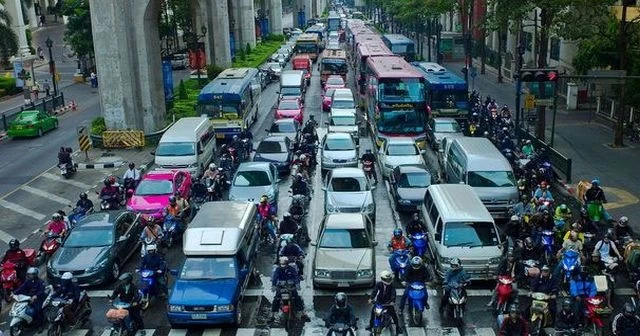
185, 25, 207, 88
45, 37, 58, 96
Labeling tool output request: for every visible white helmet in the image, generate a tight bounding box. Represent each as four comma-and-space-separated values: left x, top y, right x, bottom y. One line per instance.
61, 272, 73, 280
380, 270, 393, 284
209, 163, 217, 170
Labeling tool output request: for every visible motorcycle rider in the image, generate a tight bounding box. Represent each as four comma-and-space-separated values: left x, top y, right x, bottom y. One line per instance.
612, 302, 640, 336
278, 236, 305, 277
52, 272, 81, 324
203, 163, 218, 179
99, 178, 120, 207
139, 244, 168, 296
14, 267, 46, 331
613, 216, 635, 243
366, 271, 401, 335
45, 213, 67, 236
557, 230, 584, 260
504, 215, 523, 249
57, 146, 72, 167
108, 273, 144, 334
324, 292, 357, 335
499, 305, 528, 336
388, 228, 412, 263
2, 239, 28, 280
486, 252, 518, 307
140, 215, 163, 246
173, 192, 190, 220
556, 298, 579, 331
75, 192, 94, 213
399, 256, 431, 314
520, 237, 542, 262
584, 179, 607, 204
122, 162, 141, 189
271, 256, 310, 322
533, 181, 554, 203
528, 265, 558, 324
291, 173, 310, 198
594, 233, 624, 268
554, 204, 572, 226
521, 139, 535, 157
406, 213, 426, 236
164, 196, 181, 218
360, 149, 378, 184
279, 213, 299, 235
439, 258, 470, 313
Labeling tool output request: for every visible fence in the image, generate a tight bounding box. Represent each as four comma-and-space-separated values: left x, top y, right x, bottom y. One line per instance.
516, 125, 573, 183
1, 94, 65, 132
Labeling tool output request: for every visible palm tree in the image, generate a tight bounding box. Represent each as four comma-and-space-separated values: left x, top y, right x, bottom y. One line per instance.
0, 0, 19, 67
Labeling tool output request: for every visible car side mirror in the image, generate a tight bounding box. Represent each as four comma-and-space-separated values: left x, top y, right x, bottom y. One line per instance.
310, 241, 317, 246
170, 269, 178, 276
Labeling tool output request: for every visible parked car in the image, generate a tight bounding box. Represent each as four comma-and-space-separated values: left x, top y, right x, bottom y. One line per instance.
228, 162, 280, 208
312, 213, 376, 289
126, 170, 192, 221
170, 53, 188, 69
274, 97, 304, 125
389, 164, 433, 212
322, 88, 336, 112
253, 136, 293, 174
7, 110, 58, 138
46, 211, 142, 286
321, 132, 359, 171
323, 168, 376, 222
379, 137, 426, 178
266, 119, 302, 144
427, 118, 464, 150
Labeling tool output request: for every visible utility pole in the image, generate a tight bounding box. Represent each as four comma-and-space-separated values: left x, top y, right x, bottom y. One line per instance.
514, 21, 525, 139
614, 1, 632, 147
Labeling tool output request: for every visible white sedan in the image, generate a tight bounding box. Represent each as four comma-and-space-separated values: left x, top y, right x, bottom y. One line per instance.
379, 137, 426, 178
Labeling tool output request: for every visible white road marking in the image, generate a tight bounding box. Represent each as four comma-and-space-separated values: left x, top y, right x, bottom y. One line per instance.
21, 185, 73, 205
270, 329, 288, 336
405, 327, 427, 336
0, 230, 17, 243
167, 329, 188, 336
87, 290, 113, 297
234, 329, 257, 336
0, 199, 46, 221
42, 172, 94, 190
201, 329, 222, 336
99, 329, 111, 336
474, 328, 498, 336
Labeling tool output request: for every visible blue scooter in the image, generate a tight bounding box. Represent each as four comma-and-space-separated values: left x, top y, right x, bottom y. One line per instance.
410, 232, 428, 260
137, 268, 166, 311
371, 303, 394, 335
560, 249, 581, 288
68, 206, 92, 226
540, 230, 555, 265
162, 215, 182, 248
407, 282, 427, 326
389, 249, 411, 280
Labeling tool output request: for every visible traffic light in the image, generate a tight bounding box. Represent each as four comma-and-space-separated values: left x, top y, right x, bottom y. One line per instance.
518, 68, 559, 82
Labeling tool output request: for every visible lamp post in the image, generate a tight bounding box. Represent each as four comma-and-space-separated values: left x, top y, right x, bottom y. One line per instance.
45, 37, 58, 96
185, 25, 208, 88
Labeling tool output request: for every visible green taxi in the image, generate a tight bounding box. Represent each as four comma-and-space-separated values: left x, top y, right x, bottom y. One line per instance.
7, 110, 58, 138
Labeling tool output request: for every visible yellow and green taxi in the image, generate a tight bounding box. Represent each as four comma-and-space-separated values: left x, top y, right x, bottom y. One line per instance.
7, 110, 58, 138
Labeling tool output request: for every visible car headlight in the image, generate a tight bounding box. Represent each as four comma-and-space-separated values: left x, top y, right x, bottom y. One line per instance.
314, 269, 331, 278
357, 269, 373, 277
86, 258, 109, 273
365, 203, 375, 212
188, 163, 199, 168
214, 304, 234, 312
488, 257, 502, 264
398, 199, 411, 205
169, 305, 185, 312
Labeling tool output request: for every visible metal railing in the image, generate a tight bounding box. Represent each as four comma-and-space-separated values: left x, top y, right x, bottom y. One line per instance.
517, 125, 573, 183
1, 93, 65, 132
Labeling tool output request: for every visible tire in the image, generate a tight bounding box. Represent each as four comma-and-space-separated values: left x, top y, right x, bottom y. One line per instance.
10, 323, 22, 336
37, 128, 43, 137
141, 293, 150, 311
111, 262, 120, 281
47, 323, 62, 336
411, 306, 423, 326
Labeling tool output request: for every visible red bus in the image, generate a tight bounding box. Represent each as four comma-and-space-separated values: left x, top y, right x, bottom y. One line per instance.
355, 41, 393, 94
364, 56, 428, 148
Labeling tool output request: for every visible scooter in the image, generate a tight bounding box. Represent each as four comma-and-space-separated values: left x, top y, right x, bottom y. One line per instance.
100, 194, 121, 210
43, 287, 92, 336
362, 160, 375, 184
68, 206, 93, 226
59, 162, 76, 179
371, 303, 394, 336
446, 282, 467, 327
389, 249, 411, 280
162, 214, 181, 248
137, 268, 167, 311
106, 301, 136, 336
326, 321, 357, 336
529, 292, 552, 336
586, 201, 605, 223
540, 230, 555, 265
1, 249, 36, 302
495, 275, 514, 315
276, 286, 296, 332
36, 232, 62, 266
409, 232, 428, 260
584, 295, 611, 335
560, 249, 581, 287
406, 282, 427, 326
9, 294, 40, 336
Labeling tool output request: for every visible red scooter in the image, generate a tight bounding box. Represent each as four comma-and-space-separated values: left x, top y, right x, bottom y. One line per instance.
584, 296, 612, 334
495, 275, 514, 315
36, 232, 62, 266
1, 248, 36, 302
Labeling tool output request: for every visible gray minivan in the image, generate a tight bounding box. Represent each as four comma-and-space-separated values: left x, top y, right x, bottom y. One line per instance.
443, 137, 518, 219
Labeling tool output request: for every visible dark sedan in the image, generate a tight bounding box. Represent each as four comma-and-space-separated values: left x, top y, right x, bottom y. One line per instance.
389, 165, 433, 212
47, 211, 142, 286
253, 136, 293, 174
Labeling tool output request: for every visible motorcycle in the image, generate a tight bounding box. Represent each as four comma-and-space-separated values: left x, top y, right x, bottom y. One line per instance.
9, 294, 41, 336
106, 301, 137, 336
162, 214, 181, 248
389, 249, 411, 280
529, 292, 552, 336
137, 268, 167, 311
362, 160, 375, 184
560, 249, 581, 288
520, 259, 540, 288
240, 138, 252, 161
0, 249, 36, 302
36, 232, 62, 266
100, 194, 121, 210
259, 214, 278, 245
586, 201, 606, 223
494, 275, 514, 315
406, 282, 427, 326
219, 154, 235, 175
326, 321, 357, 336
43, 287, 92, 336
190, 182, 208, 212
409, 232, 428, 260
584, 295, 612, 336
540, 230, 555, 266
276, 286, 297, 332
446, 282, 467, 327
68, 206, 93, 226
58, 163, 76, 179
123, 178, 138, 199
371, 303, 394, 336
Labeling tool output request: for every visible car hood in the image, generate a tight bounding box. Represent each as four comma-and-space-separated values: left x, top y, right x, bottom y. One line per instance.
326, 190, 373, 209
276, 109, 302, 117
50, 246, 111, 271
396, 187, 428, 201
331, 108, 357, 115
322, 149, 357, 161
254, 152, 289, 164
229, 186, 273, 203
328, 125, 358, 134
127, 194, 170, 211
315, 248, 372, 270
169, 279, 238, 306
383, 155, 423, 167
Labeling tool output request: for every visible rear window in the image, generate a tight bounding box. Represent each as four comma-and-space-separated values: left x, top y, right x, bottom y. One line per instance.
443, 222, 499, 247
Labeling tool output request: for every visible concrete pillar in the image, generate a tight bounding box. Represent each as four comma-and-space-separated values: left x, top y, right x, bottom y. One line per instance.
311, 0, 317, 18
28, 3, 38, 29
208, 0, 231, 67
269, 0, 283, 36
228, 0, 241, 52
238, 0, 256, 49
6, 0, 32, 57
304, 0, 312, 24
293, 0, 302, 28
88, 0, 165, 133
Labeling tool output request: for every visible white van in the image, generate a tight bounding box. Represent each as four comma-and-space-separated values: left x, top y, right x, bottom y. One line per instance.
420, 184, 502, 281
279, 70, 305, 101
154, 117, 216, 177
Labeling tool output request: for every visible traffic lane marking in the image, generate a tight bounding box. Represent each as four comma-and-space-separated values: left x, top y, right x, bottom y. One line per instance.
20, 185, 73, 205
603, 186, 639, 210
0, 199, 46, 221
41, 172, 95, 190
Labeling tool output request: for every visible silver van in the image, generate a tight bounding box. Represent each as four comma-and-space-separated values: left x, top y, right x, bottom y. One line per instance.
279, 70, 305, 102
420, 184, 502, 280
154, 117, 216, 177
443, 137, 518, 219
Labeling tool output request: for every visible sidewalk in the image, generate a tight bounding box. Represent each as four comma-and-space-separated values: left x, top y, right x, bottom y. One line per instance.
74, 147, 154, 170
443, 60, 640, 221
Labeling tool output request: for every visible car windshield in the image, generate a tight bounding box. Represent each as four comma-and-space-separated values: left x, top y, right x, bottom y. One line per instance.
278, 100, 300, 110
320, 228, 370, 248
233, 170, 271, 187
327, 77, 344, 86
280, 87, 301, 96
467, 171, 516, 188
270, 122, 296, 134
331, 115, 356, 126
398, 172, 431, 188
387, 143, 418, 155
180, 257, 237, 280
443, 222, 499, 247
135, 180, 173, 196
324, 137, 354, 150
435, 120, 461, 133
330, 176, 367, 192
331, 100, 354, 109
155, 142, 195, 156
257, 141, 285, 154
15, 113, 38, 122
65, 226, 113, 248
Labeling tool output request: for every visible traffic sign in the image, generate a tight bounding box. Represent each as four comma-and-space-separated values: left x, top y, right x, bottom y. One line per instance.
535, 98, 554, 107
524, 94, 535, 109
76, 125, 91, 153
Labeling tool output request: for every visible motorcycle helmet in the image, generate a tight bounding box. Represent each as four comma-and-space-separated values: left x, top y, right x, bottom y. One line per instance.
412, 213, 420, 221
104, 178, 111, 187
128, 162, 135, 169
562, 299, 572, 310
526, 139, 532, 145
541, 265, 551, 273
559, 204, 568, 211
450, 257, 461, 269
524, 237, 533, 248
380, 270, 393, 285
61, 272, 73, 281
169, 196, 177, 205
279, 256, 289, 267
79, 192, 88, 200
508, 305, 519, 317
217, 167, 225, 173
232, 135, 239, 141
510, 215, 519, 223
591, 179, 600, 186
283, 212, 291, 219
295, 173, 303, 180
8, 239, 20, 251
145, 215, 155, 225
147, 244, 157, 253
118, 272, 133, 284
209, 163, 216, 171
604, 233, 612, 241
619, 216, 629, 226
27, 267, 39, 278
540, 181, 548, 188
393, 228, 402, 238
108, 176, 117, 185
52, 213, 63, 221
335, 292, 347, 309
410, 256, 423, 269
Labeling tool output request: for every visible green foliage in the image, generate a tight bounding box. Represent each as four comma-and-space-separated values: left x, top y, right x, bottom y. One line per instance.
0, 0, 18, 67
266, 34, 286, 42
321, 8, 329, 18
60, 0, 94, 59
232, 40, 282, 68
0, 77, 21, 97
206, 65, 224, 80
25, 29, 35, 55
166, 79, 200, 122
177, 80, 188, 100
90, 116, 106, 135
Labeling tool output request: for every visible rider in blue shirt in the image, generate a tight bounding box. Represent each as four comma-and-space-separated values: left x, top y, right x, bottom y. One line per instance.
270, 256, 309, 322
439, 258, 470, 313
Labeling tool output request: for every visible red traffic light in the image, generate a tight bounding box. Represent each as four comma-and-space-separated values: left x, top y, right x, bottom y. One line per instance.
547, 71, 558, 81
518, 68, 559, 82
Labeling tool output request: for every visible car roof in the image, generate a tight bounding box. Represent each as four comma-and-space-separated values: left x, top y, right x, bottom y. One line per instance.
386, 137, 416, 145
397, 164, 431, 174
262, 135, 288, 143
236, 161, 272, 172
76, 211, 124, 228
331, 167, 365, 177
325, 213, 367, 229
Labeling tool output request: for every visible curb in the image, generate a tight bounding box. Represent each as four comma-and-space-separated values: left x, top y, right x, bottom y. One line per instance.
0, 131, 7, 142
76, 161, 124, 169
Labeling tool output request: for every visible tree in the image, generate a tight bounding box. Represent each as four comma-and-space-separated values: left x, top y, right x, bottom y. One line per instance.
0, 0, 18, 67
60, 0, 94, 66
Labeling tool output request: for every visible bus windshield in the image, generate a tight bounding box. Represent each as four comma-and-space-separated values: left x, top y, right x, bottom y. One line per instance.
198, 103, 241, 119
379, 79, 424, 102
378, 107, 426, 134
296, 43, 317, 54
391, 44, 414, 54
321, 60, 348, 74
430, 90, 469, 109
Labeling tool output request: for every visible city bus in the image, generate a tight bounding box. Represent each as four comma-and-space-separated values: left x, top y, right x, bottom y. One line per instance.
364, 56, 428, 148
355, 41, 393, 94
349, 27, 377, 55
381, 34, 416, 61
412, 62, 469, 119
295, 33, 320, 62
320, 49, 348, 85
196, 68, 262, 140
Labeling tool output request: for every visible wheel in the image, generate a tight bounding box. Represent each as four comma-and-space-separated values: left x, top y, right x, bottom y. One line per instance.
141, 293, 150, 310
47, 323, 62, 336
10, 323, 22, 336
111, 262, 121, 281
411, 307, 423, 326
37, 128, 43, 137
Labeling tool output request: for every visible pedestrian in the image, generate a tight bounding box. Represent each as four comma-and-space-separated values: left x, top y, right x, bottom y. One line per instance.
39, 14, 46, 26
43, 80, 51, 97
32, 82, 40, 100
37, 47, 44, 61
90, 71, 98, 88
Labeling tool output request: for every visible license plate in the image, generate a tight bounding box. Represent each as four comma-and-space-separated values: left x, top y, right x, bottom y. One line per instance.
337, 282, 349, 287
216, 134, 225, 139
191, 314, 207, 320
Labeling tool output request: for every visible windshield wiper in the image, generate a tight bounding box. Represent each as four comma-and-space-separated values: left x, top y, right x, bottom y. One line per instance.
447, 241, 476, 247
